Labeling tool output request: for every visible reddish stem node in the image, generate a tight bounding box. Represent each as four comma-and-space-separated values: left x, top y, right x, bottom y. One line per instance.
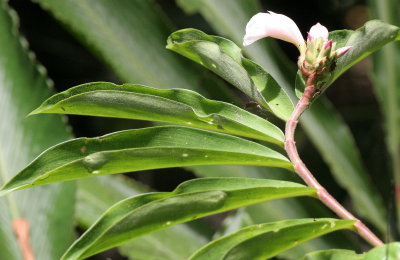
13, 219, 35, 260
284, 72, 383, 247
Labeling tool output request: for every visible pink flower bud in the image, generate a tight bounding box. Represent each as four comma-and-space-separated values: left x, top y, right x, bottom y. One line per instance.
335, 46, 352, 57
309, 23, 329, 41
243, 11, 304, 49
324, 40, 332, 49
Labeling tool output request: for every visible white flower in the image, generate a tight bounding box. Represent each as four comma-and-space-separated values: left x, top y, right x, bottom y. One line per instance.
308, 23, 329, 41
243, 12, 304, 49
243, 11, 352, 77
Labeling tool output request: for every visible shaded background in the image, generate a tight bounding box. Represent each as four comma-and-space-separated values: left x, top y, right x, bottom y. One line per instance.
7, 0, 394, 259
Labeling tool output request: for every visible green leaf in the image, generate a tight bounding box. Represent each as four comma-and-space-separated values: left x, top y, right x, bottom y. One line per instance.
62, 177, 316, 260
76, 175, 208, 260
189, 218, 355, 260
296, 20, 400, 98
32, 0, 234, 101
364, 242, 400, 259
300, 249, 363, 260
189, 165, 358, 259
0, 126, 292, 195
167, 28, 294, 121
30, 82, 284, 146
0, 2, 75, 260
369, 0, 400, 225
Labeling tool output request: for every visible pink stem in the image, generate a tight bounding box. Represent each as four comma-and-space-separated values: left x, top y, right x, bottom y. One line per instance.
284, 72, 383, 247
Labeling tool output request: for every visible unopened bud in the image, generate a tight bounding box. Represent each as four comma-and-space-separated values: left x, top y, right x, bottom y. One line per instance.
335, 46, 352, 57
324, 40, 332, 49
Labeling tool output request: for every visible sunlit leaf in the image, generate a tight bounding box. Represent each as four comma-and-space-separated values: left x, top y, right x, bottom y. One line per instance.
0, 126, 292, 195
167, 28, 294, 121
30, 82, 284, 146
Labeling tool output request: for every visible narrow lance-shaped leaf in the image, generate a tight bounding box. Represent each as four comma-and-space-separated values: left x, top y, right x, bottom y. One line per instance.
76, 175, 209, 260
0, 126, 293, 196
30, 82, 284, 146
189, 218, 355, 260
62, 177, 317, 260
167, 28, 294, 121
296, 20, 400, 98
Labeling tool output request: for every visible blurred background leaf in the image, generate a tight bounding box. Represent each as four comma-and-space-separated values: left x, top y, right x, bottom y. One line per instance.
0, 1, 75, 259
368, 0, 400, 236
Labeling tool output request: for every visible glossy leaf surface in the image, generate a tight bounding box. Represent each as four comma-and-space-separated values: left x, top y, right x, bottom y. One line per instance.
62, 177, 316, 259
0, 2, 75, 259
76, 175, 208, 260
167, 28, 293, 121
189, 218, 355, 260
30, 82, 284, 146
0, 126, 292, 195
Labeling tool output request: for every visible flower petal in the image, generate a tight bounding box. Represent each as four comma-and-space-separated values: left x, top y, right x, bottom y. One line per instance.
308, 23, 329, 40
243, 12, 304, 48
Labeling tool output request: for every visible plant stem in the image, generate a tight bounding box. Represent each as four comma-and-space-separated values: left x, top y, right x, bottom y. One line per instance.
284, 72, 383, 247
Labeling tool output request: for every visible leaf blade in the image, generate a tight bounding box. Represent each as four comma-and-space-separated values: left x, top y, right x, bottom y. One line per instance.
62, 177, 316, 260
30, 82, 284, 146
167, 28, 294, 121
189, 218, 355, 260
0, 126, 293, 195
